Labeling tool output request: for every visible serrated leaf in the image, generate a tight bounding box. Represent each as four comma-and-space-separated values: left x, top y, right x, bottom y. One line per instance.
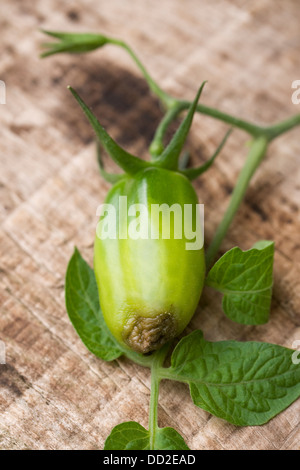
165, 330, 300, 426
65, 247, 123, 361
206, 241, 274, 324
104, 422, 189, 450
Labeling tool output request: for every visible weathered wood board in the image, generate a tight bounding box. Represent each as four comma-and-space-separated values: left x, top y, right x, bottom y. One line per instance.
0, 0, 299, 450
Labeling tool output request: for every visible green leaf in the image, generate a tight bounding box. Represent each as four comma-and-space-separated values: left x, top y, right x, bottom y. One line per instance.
104, 422, 149, 450
40, 30, 109, 57
155, 427, 190, 450
252, 240, 272, 250
68, 87, 151, 175
104, 422, 189, 450
65, 247, 123, 361
180, 129, 232, 180
65, 248, 152, 367
163, 330, 300, 426
156, 82, 206, 170
205, 241, 274, 325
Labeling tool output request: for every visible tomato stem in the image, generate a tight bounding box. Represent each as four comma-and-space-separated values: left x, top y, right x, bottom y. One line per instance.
110, 39, 177, 110
205, 136, 269, 267
265, 113, 300, 141
150, 103, 188, 159
149, 343, 170, 450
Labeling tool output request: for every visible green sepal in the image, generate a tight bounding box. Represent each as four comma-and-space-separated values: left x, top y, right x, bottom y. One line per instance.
40, 30, 110, 57
68, 86, 151, 175
96, 142, 125, 184
180, 129, 232, 180
156, 82, 206, 170
178, 150, 190, 170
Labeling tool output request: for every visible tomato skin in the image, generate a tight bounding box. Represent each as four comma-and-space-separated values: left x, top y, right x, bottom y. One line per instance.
94, 167, 205, 354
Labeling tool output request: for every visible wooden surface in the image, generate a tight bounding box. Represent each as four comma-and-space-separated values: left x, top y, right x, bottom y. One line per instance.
1, 0, 300, 450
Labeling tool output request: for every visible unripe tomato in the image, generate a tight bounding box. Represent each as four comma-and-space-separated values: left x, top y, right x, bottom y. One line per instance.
94, 167, 205, 354
68, 84, 216, 354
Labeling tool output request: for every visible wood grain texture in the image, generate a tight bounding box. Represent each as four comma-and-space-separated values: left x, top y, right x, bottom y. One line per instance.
0, 0, 300, 450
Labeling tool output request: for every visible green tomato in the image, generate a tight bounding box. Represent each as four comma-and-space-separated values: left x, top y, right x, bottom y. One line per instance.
94, 167, 205, 354
68, 84, 219, 355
